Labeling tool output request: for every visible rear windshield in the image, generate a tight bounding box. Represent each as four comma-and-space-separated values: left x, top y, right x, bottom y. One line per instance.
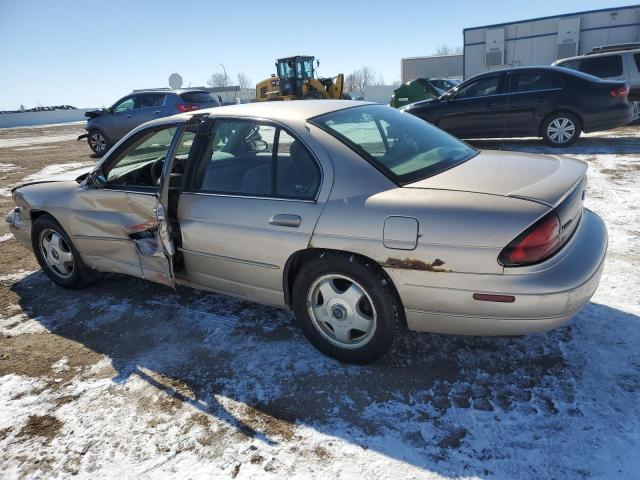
180, 91, 215, 103
310, 105, 477, 184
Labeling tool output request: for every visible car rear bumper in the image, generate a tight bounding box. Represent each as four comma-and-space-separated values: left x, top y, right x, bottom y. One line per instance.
390, 209, 607, 335
583, 103, 633, 132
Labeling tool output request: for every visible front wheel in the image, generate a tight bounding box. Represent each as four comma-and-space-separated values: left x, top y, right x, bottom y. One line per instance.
541, 113, 581, 147
292, 253, 401, 364
31, 215, 92, 289
88, 130, 109, 156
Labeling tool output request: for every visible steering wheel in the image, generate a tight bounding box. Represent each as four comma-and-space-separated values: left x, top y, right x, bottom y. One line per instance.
150, 157, 165, 185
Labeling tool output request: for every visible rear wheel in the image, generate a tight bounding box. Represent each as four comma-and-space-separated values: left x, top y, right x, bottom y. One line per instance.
631, 101, 640, 124
541, 113, 581, 147
292, 253, 401, 364
31, 215, 92, 289
88, 130, 109, 156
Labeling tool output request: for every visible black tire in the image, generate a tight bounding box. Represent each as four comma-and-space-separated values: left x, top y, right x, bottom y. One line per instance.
541, 112, 581, 147
292, 252, 401, 364
302, 91, 324, 100
87, 129, 109, 156
31, 215, 92, 289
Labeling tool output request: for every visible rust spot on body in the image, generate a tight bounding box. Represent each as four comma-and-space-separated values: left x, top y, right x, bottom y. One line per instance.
382, 257, 449, 272
127, 220, 158, 233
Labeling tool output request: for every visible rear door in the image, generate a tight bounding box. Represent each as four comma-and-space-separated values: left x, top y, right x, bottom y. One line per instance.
177, 117, 331, 307
132, 93, 167, 126
71, 124, 192, 286
505, 71, 565, 135
437, 73, 508, 137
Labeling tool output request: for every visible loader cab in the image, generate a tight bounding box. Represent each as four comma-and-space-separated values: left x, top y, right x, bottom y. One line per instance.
276, 56, 315, 97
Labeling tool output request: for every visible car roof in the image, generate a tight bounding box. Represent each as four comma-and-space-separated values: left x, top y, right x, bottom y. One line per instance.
556, 49, 640, 63
149, 100, 375, 127
131, 89, 210, 95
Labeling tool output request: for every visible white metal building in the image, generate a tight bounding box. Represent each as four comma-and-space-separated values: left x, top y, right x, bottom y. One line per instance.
401, 54, 463, 83
463, 4, 640, 79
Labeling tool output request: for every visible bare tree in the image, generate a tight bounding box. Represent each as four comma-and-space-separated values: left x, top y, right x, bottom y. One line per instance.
344, 66, 383, 96
207, 71, 230, 88
236, 72, 252, 89
435, 44, 463, 55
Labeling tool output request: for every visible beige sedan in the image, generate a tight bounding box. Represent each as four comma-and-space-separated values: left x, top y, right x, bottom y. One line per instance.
6, 101, 607, 363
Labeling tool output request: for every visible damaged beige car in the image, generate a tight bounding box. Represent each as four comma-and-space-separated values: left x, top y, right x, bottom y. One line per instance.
6, 101, 607, 363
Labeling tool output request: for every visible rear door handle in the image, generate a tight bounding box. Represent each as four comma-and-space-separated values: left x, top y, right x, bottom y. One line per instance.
126, 114, 133, 118
269, 214, 301, 227
484, 102, 494, 108
154, 110, 161, 114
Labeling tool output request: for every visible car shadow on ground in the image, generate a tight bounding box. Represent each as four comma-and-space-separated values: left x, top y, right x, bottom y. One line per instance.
10, 271, 640, 478
467, 131, 640, 155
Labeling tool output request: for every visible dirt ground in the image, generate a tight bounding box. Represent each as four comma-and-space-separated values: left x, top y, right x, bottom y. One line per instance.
0, 123, 639, 479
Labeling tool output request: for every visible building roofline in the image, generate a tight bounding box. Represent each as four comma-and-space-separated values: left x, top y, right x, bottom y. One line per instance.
401, 54, 463, 61
463, 4, 640, 33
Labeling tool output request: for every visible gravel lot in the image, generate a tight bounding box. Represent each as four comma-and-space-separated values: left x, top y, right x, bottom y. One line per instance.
0, 123, 638, 479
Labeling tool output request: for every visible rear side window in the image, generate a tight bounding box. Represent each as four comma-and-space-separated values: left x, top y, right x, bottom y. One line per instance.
193, 120, 320, 200
180, 91, 215, 103
509, 73, 563, 93
135, 94, 165, 108
581, 56, 623, 78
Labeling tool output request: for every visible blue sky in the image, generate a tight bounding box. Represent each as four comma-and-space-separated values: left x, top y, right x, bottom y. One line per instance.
0, 0, 630, 109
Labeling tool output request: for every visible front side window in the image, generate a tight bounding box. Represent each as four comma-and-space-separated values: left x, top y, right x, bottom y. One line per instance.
311, 105, 477, 184
194, 120, 320, 200
106, 127, 178, 188
278, 60, 294, 79
509, 73, 563, 93
113, 97, 134, 113
581, 56, 623, 78
455, 76, 501, 98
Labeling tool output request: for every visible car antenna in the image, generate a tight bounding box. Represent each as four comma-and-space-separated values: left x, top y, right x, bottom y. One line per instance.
500, 24, 518, 151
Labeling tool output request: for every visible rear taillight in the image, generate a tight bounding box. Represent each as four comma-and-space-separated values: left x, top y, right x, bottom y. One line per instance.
610, 84, 629, 97
176, 103, 200, 112
499, 213, 561, 267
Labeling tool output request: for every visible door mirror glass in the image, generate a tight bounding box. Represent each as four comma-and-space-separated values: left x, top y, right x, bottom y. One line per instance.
247, 139, 269, 152
89, 170, 108, 188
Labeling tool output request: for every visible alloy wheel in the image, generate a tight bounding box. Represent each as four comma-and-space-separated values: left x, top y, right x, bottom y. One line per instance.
89, 132, 107, 153
39, 228, 74, 278
547, 117, 576, 144
307, 274, 377, 349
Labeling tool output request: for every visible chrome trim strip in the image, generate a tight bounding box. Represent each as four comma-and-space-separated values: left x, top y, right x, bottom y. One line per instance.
74, 235, 136, 243
178, 247, 280, 269
180, 191, 316, 204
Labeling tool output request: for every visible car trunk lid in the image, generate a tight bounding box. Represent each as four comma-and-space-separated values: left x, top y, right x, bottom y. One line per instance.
405, 149, 587, 207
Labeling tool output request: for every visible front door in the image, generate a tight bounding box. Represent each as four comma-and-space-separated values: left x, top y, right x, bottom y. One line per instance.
177, 117, 329, 307
438, 73, 507, 138
70, 124, 192, 287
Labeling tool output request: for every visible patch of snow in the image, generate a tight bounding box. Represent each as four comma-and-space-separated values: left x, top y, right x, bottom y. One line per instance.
20, 161, 94, 184
0, 163, 19, 173
0, 233, 13, 242
0, 133, 79, 149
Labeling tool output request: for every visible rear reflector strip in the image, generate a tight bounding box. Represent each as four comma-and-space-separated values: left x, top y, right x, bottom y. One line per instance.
473, 293, 516, 303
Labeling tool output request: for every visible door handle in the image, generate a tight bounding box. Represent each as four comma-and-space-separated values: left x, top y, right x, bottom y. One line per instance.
269, 214, 301, 227
154, 110, 161, 114
126, 114, 133, 118
484, 102, 494, 108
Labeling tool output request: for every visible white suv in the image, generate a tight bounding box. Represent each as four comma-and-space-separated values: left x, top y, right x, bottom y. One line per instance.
554, 44, 640, 122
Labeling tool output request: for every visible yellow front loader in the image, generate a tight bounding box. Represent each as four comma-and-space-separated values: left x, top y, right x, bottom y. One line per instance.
256, 56, 349, 101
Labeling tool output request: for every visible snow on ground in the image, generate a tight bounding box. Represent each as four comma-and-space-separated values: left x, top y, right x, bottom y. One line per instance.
0, 130, 639, 479
0, 134, 79, 149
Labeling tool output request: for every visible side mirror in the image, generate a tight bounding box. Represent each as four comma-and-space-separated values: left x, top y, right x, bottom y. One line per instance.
88, 170, 107, 188
247, 139, 269, 152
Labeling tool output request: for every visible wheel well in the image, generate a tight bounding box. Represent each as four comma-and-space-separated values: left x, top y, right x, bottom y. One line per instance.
283, 248, 407, 328
539, 110, 583, 136
30, 209, 50, 222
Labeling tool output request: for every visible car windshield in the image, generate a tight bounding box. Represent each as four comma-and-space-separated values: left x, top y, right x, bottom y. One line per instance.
310, 105, 477, 184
